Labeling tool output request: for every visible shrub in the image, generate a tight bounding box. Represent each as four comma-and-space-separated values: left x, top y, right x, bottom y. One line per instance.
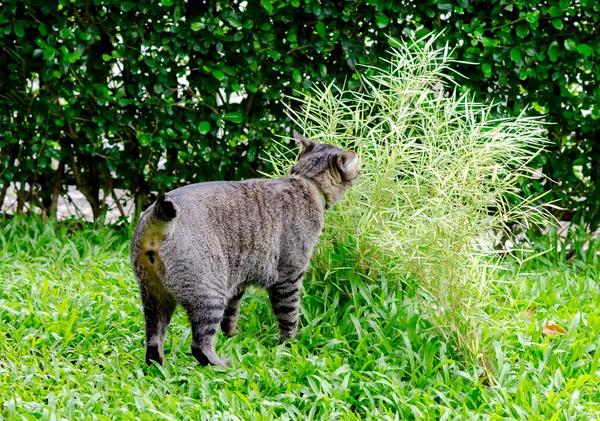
1, 0, 598, 228
0, 0, 412, 221
271, 34, 550, 365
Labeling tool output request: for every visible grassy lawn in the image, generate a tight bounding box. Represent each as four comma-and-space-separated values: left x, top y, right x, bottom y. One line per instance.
0, 217, 599, 420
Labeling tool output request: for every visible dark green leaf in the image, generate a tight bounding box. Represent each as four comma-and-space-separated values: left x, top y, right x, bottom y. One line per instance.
375, 13, 390, 29
198, 121, 211, 134
552, 18, 563, 30
559, 0, 571, 9
221, 67, 236, 76
13, 21, 24, 37
121, 2, 136, 12
260, 0, 273, 14
319, 64, 327, 77
212, 70, 225, 80
548, 6, 562, 17
78, 31, 91, 41
60, 27, 73, 39
482, 62, 492, 77
247, 145, 257, 162
510, 48, 522, 62
227, 17, 242, 28
224, 112, 244, 124
548, 42, 560, 62
266, 50, 281, 60
516, 23, 529, 38
190, 22, 204, 31
564, 39, 577, 51
316, 22, 326, 39
577, 44, 593, 57
526, 10, 540, 24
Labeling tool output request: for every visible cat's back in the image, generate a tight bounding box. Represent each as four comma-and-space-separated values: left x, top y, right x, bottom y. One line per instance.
167, 178, 294, 220
169, 177, 318, 216
166, 177, 323, 242
168, 179, 280, 209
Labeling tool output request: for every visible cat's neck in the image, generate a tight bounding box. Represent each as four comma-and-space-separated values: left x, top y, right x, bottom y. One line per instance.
293, 174, 328, 211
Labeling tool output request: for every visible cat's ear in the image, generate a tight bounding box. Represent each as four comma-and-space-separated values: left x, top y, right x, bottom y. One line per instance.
294, 131, 314, 154
337, 150, 360, 180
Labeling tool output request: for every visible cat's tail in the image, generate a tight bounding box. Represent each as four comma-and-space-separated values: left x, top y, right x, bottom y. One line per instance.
152, 195, 178, 222
133, 195, 179, 248
131, 195, 179, 267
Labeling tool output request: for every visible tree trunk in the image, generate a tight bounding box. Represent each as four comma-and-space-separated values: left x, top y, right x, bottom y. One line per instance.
49, 158, 67, 218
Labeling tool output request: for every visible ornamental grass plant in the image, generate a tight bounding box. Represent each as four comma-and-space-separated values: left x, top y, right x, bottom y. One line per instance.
269, 34, 550, 368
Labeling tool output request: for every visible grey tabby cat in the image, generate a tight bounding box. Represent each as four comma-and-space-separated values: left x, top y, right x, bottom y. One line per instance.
130, 132, 360, 367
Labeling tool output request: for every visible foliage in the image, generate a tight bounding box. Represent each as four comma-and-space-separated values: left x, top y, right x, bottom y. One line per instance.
434, 0, 600, 229
1, 0, 599, 227
0, 0, 419, 220
270, 34, 550, 365
1, 215, 599, 419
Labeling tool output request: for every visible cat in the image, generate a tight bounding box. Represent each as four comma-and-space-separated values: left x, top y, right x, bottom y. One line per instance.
130, 132, 360, 367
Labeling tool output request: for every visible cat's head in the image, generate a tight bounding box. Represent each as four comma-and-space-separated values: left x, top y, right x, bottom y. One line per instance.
290, 131, 361, 210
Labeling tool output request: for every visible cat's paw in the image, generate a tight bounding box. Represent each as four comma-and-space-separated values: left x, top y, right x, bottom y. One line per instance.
279, 334, 297, 343
192, 346, 230, 368
223, 329, 239, 338
210, 357, 230, 368
146, 345, 163, 366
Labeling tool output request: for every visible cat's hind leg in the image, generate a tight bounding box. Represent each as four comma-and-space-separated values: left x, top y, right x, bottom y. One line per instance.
221, 287, 245, 337
138, 278, 177, 366
268, 271, 304, 343
182, 291, 230, 367
162, 243, 230, 367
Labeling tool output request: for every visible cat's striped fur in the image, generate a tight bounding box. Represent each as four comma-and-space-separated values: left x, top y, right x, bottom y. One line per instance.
130, 133, 360, 367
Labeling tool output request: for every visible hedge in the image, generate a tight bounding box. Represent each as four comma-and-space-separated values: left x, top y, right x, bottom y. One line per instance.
1, 0, 599, 227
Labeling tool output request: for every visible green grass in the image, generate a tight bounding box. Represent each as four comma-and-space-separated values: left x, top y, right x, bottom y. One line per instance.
1, 217, 599, 420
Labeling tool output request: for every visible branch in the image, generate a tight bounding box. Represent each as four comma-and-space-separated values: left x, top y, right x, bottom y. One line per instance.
244, 93, 255, 116
71, 155, 99, 214
103, 166, 126, 218
50, 158, 67, 217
